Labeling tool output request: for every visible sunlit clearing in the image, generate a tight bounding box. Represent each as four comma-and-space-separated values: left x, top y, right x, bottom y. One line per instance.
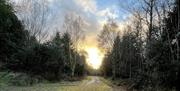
86, 48, 104, 69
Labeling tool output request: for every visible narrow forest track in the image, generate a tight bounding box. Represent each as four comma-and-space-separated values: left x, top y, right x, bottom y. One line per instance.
0, 76, 127, 91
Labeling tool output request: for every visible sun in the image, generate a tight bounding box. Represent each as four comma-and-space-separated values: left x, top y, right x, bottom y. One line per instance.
85, 48, 104, 69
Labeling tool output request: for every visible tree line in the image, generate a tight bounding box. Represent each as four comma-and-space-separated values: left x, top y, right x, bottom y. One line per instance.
99, 0, 179, 90
0, 0, 86, 82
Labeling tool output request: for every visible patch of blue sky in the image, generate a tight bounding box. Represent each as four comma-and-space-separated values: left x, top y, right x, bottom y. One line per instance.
96, 0, 133, 22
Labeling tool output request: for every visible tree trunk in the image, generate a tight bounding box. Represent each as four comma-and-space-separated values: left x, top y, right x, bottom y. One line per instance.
176, 1, 180, 90
112, 55, 116, 79
149, 0, 153, 41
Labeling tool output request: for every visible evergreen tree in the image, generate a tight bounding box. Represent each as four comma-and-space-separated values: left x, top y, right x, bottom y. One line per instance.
0, 0, 26, 69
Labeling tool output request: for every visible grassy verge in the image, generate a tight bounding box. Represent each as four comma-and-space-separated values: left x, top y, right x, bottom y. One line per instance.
99, 77, 113, 87
101, 77, 177, 91
0, 76, 112, 91
100, 77, 136, 91
0, 71, 47, 87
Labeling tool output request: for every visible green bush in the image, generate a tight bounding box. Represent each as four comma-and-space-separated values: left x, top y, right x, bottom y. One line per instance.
0, 72, 43, 86
0, 72, 13, 87
9, 73, 42, 86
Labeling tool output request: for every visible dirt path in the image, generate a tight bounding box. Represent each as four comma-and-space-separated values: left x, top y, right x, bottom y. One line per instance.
85, 76, 100, 85
83, 76, 126, 91
0, 76, 126, 91
75, 76, 111, 91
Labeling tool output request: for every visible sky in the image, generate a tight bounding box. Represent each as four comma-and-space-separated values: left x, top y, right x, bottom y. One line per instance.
47, 0, 131, 31
47, 0, 133, 42
11, 0, 136, 48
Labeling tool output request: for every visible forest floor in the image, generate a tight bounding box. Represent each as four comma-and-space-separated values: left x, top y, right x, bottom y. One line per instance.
0, 76, 127, 91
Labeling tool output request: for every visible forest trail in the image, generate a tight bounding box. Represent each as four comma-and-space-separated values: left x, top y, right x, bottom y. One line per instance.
0, 76, 127, 91
83, 76, 126, 91
85, 76, 100, 85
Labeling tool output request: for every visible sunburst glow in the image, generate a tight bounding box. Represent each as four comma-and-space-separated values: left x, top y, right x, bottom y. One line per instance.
85, 48, 104, 69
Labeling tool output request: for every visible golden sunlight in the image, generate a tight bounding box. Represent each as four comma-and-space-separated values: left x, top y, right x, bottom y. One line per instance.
85, 48, 104, 69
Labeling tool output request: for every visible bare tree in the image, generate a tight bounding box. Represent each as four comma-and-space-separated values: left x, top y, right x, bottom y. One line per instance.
98, 19, 118, 52
98, 19, 118, 78
63, 13, 85, 77
13, 0, 50, 43
141, 0, 156, 42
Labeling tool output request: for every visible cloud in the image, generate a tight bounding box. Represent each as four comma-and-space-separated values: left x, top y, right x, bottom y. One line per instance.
74, 0, 97, 14
47, 0, 101, 34
97, 7, 119, 19
47, 0, 54, 3
12, 0, 126, 46
12, 0, 121, 33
